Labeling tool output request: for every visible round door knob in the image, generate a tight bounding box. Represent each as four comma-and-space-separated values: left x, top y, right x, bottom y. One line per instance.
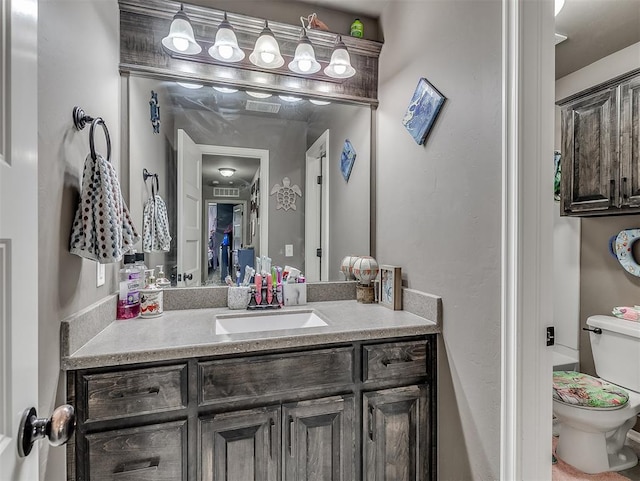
17, 404, 75, 457
184, 273, 193, 281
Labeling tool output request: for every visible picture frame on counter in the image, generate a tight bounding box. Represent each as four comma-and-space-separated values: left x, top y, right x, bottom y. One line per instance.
379, 265, 402, 310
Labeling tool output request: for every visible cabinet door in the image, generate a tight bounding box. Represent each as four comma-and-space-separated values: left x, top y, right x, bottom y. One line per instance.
621, 75, 640, 207
200, 405, 280, 481
283, 395, 355, 481
561, 87, 618, 214
363, 386, 430, 481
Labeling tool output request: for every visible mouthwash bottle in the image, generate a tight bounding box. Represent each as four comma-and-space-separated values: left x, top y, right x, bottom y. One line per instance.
350, 18, 363, 38
117, 254, 140, 319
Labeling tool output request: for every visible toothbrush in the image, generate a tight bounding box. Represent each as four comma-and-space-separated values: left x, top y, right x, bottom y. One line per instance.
266, 274, 273, 304
255, 274, 262, 305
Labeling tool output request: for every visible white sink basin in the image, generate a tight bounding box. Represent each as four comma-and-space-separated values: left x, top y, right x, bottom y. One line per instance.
215, 309, 328, 335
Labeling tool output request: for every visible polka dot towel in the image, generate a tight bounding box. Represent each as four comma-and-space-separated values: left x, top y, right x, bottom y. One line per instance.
142, 194, 171, 252
69, 153, 140, 263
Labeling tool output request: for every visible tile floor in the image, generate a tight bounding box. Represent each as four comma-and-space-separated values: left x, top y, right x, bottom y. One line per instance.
619, 436, 640, 480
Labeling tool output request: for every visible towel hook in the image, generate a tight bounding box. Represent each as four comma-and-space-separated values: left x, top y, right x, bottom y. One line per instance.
72, 106, 111, 162
143, 168, 159, 195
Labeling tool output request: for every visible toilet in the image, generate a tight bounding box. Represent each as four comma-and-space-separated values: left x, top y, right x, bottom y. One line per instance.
553, 315, 640, 474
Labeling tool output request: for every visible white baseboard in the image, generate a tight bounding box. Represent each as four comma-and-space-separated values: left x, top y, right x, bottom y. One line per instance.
628, 428, 640, 444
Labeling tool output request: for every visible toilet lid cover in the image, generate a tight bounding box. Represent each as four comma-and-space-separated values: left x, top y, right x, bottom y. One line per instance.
553, 371, 629, 409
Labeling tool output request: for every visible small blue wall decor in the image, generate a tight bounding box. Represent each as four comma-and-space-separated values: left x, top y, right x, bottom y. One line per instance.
149, 90, 160, 134
402, 77, 445, 145
341, 139, 356, 181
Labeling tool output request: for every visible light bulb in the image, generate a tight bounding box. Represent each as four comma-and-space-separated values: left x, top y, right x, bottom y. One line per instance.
218, 45, 234, 59
334, 64, 347, 75
173, 37, 190, 52
246, 91, 272, 99
298, 60, 312, 72
261, 51, 275, 64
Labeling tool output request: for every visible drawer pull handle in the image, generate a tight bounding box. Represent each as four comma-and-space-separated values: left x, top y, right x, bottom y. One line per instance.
113, 457, 159, 474
382, 357, 410, 366
113, 386, 160, 399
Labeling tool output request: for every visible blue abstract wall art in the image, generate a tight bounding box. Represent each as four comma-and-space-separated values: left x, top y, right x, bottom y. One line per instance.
341, 139, 356, 181
402, 77, 446, 145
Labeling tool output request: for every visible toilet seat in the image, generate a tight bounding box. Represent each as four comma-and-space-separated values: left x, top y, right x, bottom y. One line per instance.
553, 371, 629, 410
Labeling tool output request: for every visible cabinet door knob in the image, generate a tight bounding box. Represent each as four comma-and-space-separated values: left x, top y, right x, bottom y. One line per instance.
17, 405, 75, 457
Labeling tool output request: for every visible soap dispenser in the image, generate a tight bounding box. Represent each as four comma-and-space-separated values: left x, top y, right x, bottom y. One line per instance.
155, 265, 171, 289
140, 268, 163, 318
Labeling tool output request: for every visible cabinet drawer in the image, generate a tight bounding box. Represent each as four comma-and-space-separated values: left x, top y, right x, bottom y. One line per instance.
363, 340, 428, 382
86, 421, 186, 480
199, 347, 354, 405
82, 364, 187, 422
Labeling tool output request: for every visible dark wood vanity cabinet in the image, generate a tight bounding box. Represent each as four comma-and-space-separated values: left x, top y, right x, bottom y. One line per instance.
560, 70, 640, 216
67, 336, 436, 481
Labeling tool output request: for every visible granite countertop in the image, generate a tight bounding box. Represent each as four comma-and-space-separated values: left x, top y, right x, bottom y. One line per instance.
62, 300, 440, 370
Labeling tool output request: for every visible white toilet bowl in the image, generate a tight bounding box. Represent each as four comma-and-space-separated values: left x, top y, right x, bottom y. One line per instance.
553, 389, 640, 474
552, 315, 640, 474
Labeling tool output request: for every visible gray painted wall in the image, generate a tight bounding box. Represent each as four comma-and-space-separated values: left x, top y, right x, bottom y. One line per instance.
38, 1, 120, 479
377, 2, 502, 479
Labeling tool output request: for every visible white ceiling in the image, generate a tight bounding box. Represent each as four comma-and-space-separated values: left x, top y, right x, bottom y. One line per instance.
298, 0, 640, 79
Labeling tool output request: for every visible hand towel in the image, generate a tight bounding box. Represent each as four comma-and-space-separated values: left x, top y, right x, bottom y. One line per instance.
142, 194, 171, 252
70, 153, 140, 263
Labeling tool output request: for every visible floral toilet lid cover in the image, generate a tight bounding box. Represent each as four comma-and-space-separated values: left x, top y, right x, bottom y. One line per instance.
553, 371, 629, 409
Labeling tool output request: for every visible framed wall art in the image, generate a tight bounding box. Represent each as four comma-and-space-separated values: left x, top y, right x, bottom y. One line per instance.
402, 77, 446, 145
340, 139, 356, 181
379, 265, 402, 310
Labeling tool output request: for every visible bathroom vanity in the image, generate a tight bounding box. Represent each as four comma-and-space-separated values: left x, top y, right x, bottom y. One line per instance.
62, 299, 440, 481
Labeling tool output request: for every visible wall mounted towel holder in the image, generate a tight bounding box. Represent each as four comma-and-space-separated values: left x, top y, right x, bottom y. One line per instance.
143, 168, 159, 194
72, 106, 111, 162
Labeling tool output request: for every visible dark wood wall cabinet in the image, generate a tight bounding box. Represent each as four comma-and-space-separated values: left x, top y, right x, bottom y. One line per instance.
67, 336, 437, 481
559, 68, 640, 216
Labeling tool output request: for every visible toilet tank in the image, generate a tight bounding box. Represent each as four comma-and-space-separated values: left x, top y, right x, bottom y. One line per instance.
587, 315, 640, 392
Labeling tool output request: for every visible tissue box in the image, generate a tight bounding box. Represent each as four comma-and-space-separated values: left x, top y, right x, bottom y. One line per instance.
283, 283, 307, 306
227, 286, 250, 310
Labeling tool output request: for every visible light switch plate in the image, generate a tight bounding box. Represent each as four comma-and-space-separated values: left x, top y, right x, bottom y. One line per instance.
96, 263, 105, 287
285, 244, 293, 257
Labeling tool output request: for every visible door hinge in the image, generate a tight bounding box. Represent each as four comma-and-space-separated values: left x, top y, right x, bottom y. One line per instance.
546, 326, 555, 346
317, 175, 322, 185
316, 248, 322, 258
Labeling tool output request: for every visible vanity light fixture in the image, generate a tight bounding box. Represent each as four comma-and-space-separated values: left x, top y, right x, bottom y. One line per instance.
279, 95, 302, 102
288, 28, 321, 75
161, 4, 202, 55
208, 12, 245, 62
246, 91, 273, 99
213, 86, 239, 93
249, 20, 284, 69
219, 168, 236, 177
309, 99, 331, 106
324, 35, 355, 79
176, 81, 203, 89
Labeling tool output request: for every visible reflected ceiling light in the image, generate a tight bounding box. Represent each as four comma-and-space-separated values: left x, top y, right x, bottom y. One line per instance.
309, 99, 331, 106
176, 81, 203, 89
324, 35, 355, 79
288, 28, 321, 75
249, 20, 284, 69
246, 90, 273, 99
219, 168, 236, 177
279, 95, 302, 102
208, 12, 245, 62
161, 4, 202, 55
555, 0, 565, 16
213, 86, 239, 93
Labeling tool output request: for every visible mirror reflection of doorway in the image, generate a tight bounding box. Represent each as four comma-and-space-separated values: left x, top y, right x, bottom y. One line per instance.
206, 201, 247, 285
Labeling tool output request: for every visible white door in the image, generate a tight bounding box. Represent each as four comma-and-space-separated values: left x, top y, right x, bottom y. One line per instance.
305, 130, 329, 282
177, 129, 202, 287
232, 204, 243, 250
0, 0, 39, 479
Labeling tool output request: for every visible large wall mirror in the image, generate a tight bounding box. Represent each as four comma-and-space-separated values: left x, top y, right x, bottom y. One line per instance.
125, 74, 372, 287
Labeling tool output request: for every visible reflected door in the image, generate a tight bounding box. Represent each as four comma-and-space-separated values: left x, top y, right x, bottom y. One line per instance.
177, 129, 202, 286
